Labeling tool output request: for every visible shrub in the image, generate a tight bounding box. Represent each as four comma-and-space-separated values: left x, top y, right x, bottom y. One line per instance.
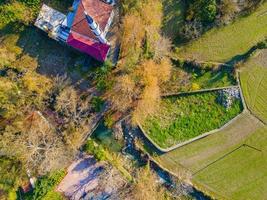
94, 61, 113, 92
91, 96, 104, 112
191, 83, 200, 90
256, 39, 267, 49
23, 170, 65, 200
83, 139, 106, 161
200, 0, 217, 23
201, 62, 215, 70
120, 0, 141, 15
217, 0, 237, 25
18, 0, 41, 8
180, 20, 203, 40
0, 156, 26, 200
104, 114, 115, 128
185, 0, 217, 24
0, 1, 34, 28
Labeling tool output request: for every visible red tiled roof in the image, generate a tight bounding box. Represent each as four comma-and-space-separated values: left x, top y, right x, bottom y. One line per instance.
67, 32, 110, 62
71, 0, 113, 40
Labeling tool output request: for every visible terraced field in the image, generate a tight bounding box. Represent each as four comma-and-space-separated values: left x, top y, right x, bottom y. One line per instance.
194, 126, 267, 200
151, 49, 267, 199
175, 2, 267, 62
153, 112, 266, 199
240, 50, 267, 123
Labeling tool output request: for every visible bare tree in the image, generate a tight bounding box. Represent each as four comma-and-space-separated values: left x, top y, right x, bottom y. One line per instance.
1, 112, 73, 175
55, 86, 91, 126
153, 36, 172, 61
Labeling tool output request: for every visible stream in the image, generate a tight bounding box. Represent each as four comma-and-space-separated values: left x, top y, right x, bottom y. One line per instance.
91, 122, 210, 200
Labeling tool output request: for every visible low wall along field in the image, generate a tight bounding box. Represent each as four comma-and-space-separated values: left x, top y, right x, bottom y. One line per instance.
141, 89, 243, 149
150, 49, 267, 200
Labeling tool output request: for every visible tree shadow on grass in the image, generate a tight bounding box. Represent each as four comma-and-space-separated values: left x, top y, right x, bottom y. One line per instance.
161, 0, 185, 44
225, 46, 258, 66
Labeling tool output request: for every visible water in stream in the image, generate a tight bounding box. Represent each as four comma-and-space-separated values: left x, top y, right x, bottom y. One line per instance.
91, 122, 210, 200
91, 122, 124, 153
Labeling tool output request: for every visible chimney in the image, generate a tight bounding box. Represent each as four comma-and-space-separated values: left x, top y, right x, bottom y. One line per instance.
84, 11, 108, 44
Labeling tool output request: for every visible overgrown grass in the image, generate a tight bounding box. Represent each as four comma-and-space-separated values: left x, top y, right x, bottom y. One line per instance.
142, 91, 243, 148
175, 2, 267, 62
240, 50, 267, 123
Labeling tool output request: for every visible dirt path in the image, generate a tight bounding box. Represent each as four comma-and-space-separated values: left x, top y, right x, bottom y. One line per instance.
57, 155, 126, 200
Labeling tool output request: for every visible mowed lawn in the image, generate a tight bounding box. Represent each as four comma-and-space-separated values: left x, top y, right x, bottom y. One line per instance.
176, 2, 267, 62
194, 126, 267, 200
240, 50, 267, 123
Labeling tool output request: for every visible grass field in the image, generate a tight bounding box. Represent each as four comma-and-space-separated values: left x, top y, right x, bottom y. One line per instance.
149, 49, 267, 199
141, 91, 242, 148
194, 126, 267, 200
175, 2, 267, 62
153, 112, 266, 199
240, 50, 267, 123
153, 53, 267, 197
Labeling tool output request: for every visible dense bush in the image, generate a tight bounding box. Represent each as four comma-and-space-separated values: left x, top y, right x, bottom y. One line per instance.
200, 0, 217, 23
91, 96, 104, 112
186, 0, 217, 23
83, 139, 106, 161
180, 20, 203, 40
0, 1, 34, 28
94, 61, 113, 92
17, 0, 40, 8
0, 156, 27, 200
24, 171, 65, 200
256, 38, 267, 49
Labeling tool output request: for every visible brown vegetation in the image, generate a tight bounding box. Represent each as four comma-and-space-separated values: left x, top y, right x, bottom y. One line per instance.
108, 0, 172, 125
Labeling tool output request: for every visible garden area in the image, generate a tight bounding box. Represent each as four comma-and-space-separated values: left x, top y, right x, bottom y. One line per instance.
141, 90, 243, 149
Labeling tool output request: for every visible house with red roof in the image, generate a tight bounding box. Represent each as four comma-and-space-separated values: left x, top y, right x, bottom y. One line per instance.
35, 0, 115, 62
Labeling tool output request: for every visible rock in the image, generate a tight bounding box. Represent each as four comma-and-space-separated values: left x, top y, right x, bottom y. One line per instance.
113, 122, 124, 140
218, 88, 240, 109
